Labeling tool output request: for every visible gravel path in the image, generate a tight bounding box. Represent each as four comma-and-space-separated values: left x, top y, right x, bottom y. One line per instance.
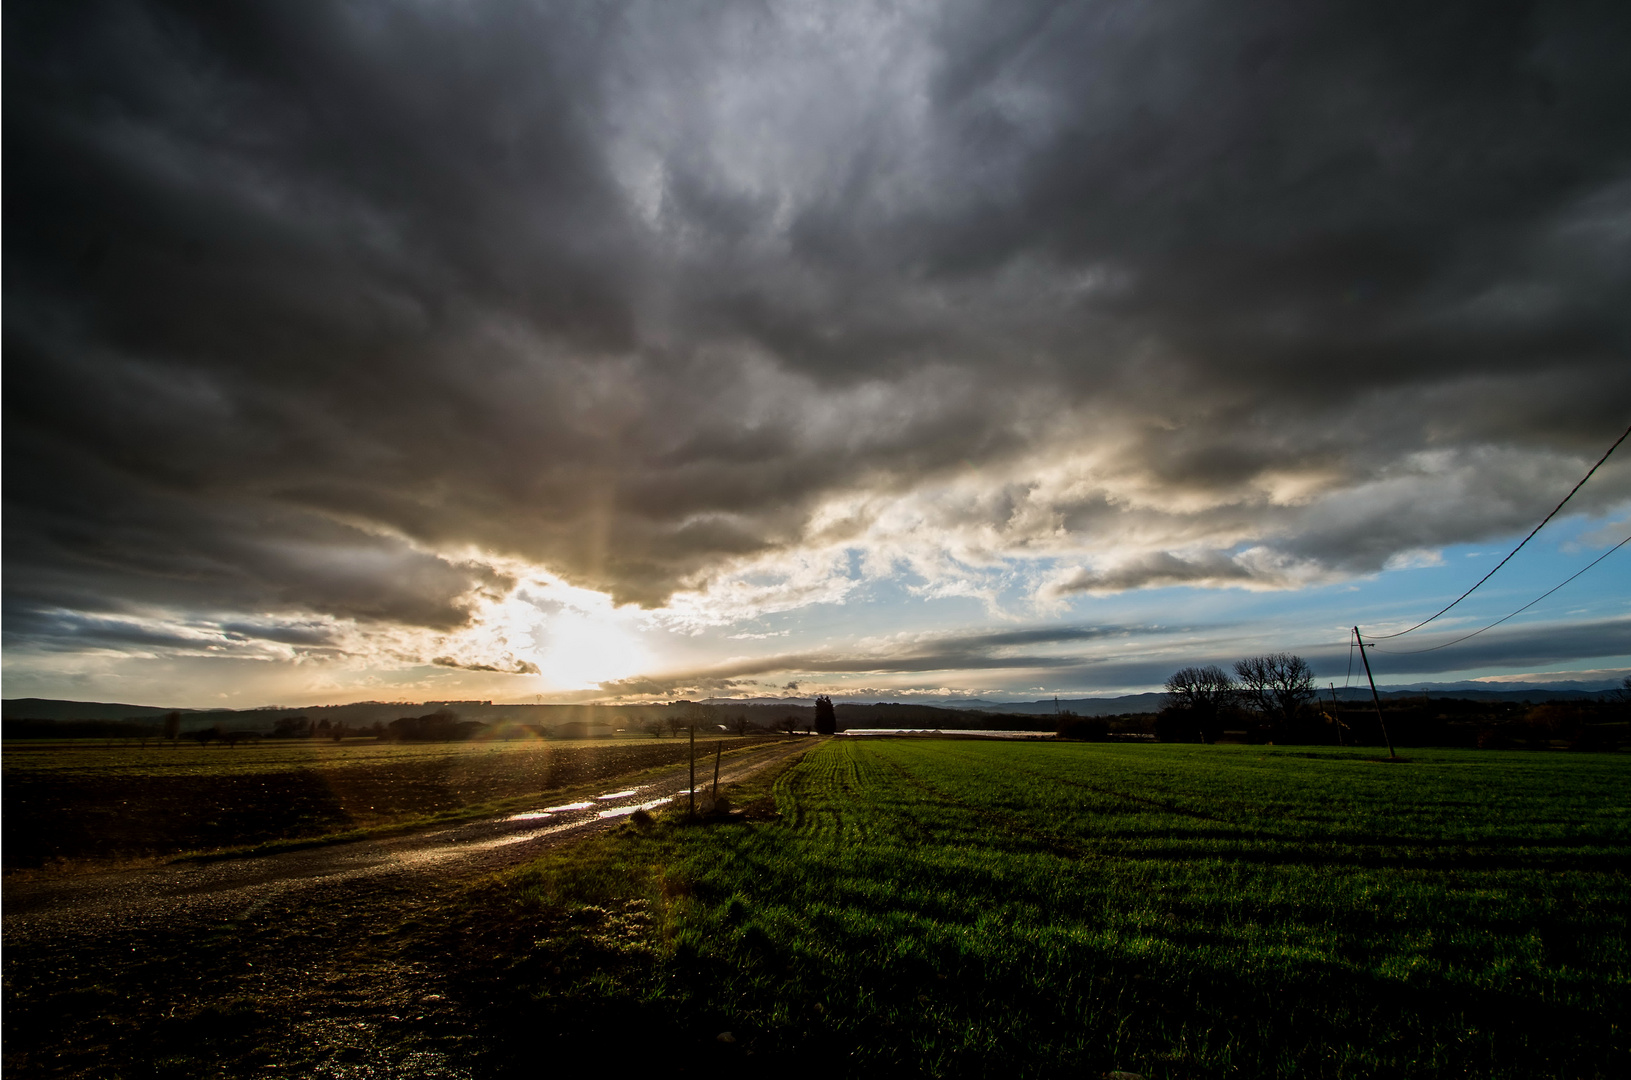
4, 736, 813, 944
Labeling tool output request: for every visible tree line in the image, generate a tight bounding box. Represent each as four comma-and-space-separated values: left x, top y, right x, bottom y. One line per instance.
1159, 653, 1322, 743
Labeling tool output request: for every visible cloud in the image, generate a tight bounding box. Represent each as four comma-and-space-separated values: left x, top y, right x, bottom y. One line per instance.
595, 623, 1170, 697
1358, 617, 1631, 676
589, 613, 1631, 700
6, 1, 1631, 693
431, 656, 541, 676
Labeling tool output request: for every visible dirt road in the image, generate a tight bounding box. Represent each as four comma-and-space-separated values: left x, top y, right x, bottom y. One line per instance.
2, 737, 815, 1079
4, 736, 812, 943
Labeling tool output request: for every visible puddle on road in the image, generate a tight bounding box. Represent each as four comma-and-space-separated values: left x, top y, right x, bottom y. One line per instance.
506, 800, 596, 820
596, 789, 640, 800
479, 823, 580, 848
597, 797, 673, 819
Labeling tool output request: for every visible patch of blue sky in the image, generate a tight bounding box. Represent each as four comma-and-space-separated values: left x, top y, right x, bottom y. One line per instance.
641, 506, 1628, 698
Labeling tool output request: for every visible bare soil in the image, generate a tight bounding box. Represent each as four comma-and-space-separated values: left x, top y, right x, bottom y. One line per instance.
2, 738, 814, 1079
3, 737, 768, 869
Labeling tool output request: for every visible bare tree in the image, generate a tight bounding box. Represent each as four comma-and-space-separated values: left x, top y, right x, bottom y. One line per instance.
1162, 665, 1236, 743
1165, 665, 1236, 712
1234, 653, 1316, 727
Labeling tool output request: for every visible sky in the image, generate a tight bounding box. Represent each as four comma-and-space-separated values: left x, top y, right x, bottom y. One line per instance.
5, 0, 1630, 709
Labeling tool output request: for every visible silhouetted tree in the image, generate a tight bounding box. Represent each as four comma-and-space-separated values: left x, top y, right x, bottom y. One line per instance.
732, 714, 751, 736
1056, 714, 1109, 741
814, 695, 837, 735
1161, 665, 1236, 743
1234, 653, 1315, 731
162, 711, 182, 744
272, 716, 310, 738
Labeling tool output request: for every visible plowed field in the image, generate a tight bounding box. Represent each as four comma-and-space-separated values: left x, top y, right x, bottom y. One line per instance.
3, 736, 766, 868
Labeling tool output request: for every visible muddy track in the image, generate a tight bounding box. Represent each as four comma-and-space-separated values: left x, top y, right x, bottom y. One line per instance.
4, 737, 815, 943
4, 737, 781, 869
2, 738, 819, 1079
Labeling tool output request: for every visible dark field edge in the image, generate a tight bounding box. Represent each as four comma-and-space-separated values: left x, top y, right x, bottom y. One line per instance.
0, 745, 816, 1080
2, 736, 790, 875
171, 742, 782, 866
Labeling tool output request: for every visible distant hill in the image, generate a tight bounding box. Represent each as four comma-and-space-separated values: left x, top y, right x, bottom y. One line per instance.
951, 684, 1622, 715
3, 696, 1061, 735
7, 678, 1621, 735
1, 698, 200, 722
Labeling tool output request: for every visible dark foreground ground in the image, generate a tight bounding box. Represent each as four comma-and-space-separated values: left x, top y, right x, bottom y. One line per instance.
2, 735, 774, 869
2, 738, 814, 1079
6, 739, 1628, 1079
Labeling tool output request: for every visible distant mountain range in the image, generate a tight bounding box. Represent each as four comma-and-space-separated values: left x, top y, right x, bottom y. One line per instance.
697, 678, 1627, 715
8, 677, 1621, 729
925, 681, 1626, 715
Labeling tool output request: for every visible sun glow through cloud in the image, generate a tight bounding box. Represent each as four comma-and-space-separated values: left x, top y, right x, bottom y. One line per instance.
453, 570, 653, 692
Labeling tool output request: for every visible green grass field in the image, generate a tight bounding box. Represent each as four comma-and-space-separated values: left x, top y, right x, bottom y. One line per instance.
466, 739, 1630, 1078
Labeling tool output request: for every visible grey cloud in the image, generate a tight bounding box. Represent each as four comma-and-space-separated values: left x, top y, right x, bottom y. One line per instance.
431, 656, 541, 676
1355, 617, 1631, 677
1, 607, 346, 659
1052, 553, 1257, 595
597, 623, 1171, 695
215, 620, 341, 647
597, 615, 1631, 698
6, 1, 1631, 652
3, 436, 508, 634
1017, 617, 1631, 690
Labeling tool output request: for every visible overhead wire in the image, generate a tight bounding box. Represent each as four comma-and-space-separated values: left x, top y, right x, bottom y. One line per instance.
1373, 533, 1631, 655
1370, 420, 1631, 639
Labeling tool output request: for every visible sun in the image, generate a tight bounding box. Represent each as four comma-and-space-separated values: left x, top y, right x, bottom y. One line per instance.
472, 573, 652, 691
530, 606, 649, 690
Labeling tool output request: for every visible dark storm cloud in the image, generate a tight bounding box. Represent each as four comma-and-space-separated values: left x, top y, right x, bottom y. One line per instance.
431, 656, 541, 676
634, 614, 1631, 696
1024, 616, 1631, 689
6, 0, 1631, 662
596, 622, 1171, 695
603, 613, 1631, 698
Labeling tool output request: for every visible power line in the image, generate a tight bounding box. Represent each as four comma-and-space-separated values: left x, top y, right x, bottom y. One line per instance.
1374, 533, 1630, 655
1372, 421, 1631, 639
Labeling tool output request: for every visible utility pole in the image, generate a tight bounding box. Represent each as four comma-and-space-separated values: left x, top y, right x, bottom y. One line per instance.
713, 739, 722, 797
1328, 682, 1344, 746
1352, 627, 1396, 759
688, 717, 696, 816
